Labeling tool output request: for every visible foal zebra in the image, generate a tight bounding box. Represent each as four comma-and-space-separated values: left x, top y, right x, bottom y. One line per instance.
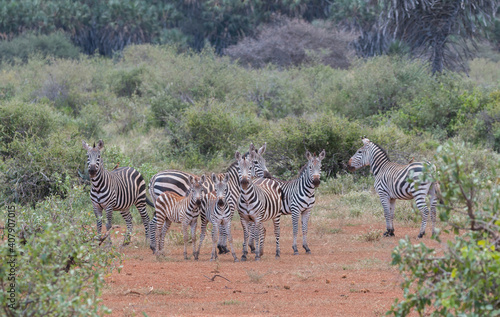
153, 175, 206, 258
195, 173, 239, 262
148, 143, 269, 253
236, 151, 282, 261
82, 140, 152, 245
347, 137, 439, 238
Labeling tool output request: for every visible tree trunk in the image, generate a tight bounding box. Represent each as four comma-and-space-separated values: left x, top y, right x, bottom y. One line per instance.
431, 36, 446, 74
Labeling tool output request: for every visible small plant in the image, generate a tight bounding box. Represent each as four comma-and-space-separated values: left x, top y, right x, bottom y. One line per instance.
247, 269, 266, 283
359, 229, 383, 242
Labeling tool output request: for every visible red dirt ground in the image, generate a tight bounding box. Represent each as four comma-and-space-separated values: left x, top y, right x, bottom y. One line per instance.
101, 218, 444, 317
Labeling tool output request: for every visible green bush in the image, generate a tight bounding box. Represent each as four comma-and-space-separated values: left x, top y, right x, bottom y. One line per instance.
0, 33, 80, 64
258, 113, 362, 178
389, 142, 500, 316
0, 190, 121, 316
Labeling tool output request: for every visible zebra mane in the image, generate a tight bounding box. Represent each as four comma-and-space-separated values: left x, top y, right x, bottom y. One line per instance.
371, 142, 391, 161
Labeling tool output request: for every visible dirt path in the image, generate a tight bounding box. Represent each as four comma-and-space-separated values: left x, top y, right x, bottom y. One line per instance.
101, 218, 440, 316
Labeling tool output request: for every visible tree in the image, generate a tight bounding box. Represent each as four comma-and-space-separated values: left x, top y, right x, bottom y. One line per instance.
382, 0, 498, 73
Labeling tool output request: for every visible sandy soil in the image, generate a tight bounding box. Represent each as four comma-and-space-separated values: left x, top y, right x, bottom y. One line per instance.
101, 217, 442, 317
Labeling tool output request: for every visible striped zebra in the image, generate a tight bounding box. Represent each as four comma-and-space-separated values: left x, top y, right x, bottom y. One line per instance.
148, 143, 269, 253
195, 173, 239, 262
275, 150, 326, 255
82, 140, 152, 245
236, 151, 283, 261
347, 137, 439, 238
153, 175, 206, 258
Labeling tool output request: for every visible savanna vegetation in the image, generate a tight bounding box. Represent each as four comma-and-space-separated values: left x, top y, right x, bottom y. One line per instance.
1, 0, 500, 315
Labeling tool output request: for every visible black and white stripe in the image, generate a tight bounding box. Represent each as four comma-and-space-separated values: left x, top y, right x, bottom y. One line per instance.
236, 151, 283, 261
147, 143, 269, 253
82, 140, 152, 245
347, 137, 438, 238
153, 175, 206, 259
195, 173, 239, 262
275, 150, 326, 254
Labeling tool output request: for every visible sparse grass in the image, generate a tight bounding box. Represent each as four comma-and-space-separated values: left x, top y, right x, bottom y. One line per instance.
358, 229, 383, 242
150, 289, 171, 296
247, 269, 266, 283
221, 300, 241, 305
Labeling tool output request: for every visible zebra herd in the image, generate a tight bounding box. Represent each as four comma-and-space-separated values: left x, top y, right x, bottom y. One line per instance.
82, 136, 439, 261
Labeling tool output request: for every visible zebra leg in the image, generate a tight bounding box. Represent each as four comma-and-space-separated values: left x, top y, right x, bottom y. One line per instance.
149, 214, 157, 252
155, 214, 165, 255
182, 221, 190, 260
240, 219, 250, 261
429, 183, 438, 236
119, 208, 133, 246
105, 207, 115, 246
291, 207, 300, 255
210, 223, 219, 261
195, 219, 209, 261
273, 216, 281, 259
190, 218, 198, 260
217, 224, 229, 254
135, 201, 151, 243
158, 220, 171, 256
226, 221, 239, 262
386, 198, 396, 237
301, 209, 311, 254
93, 205, 104, 241
378, 193, 395, 237
253, 220, 263, 261
415, 194, 430, 238
248, 222, 256, 254
259, 225, 266, 256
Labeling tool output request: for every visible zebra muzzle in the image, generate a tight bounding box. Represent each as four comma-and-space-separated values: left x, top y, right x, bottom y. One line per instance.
241, 178, 249, 190
312, 177, 320, 188
217, 199, 225, 207
195, 199, 202, 207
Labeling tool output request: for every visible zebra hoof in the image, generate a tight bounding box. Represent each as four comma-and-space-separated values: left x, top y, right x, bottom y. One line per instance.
255, 256, 261, 261
417, 232, 425, 239
233, 257, 239, 263
383, 229, 395, 237
240, 255, 247, 262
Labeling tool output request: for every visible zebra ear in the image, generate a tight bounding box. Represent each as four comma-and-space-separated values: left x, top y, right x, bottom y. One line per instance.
361, 138, 370, 145
235, 151, 242, 161
189, 175, 195, 186
319, 149, 326, 160
249, 143, 256, 153
305, 150, 312, 160
211, 173, 217, 184
82, 140, 91, 151
96, 139, 104, 150
224, 173, 229, 183
200, 174, 206, 184
258, 142, 266, 155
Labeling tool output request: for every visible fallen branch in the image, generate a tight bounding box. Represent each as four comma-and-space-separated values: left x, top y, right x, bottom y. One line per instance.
203, 274, 231, 282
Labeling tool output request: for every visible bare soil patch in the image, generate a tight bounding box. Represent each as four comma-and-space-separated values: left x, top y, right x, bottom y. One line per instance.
102, 217, 443, 316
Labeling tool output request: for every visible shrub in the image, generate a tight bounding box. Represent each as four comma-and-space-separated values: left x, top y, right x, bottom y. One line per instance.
112, 67, 144, 98
225, 18, 354, 69
0, 32, 80, 64
0, 190, 121, 316
389, 142, 500, 316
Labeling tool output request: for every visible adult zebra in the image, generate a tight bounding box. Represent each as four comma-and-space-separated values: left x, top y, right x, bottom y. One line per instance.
153, 175, 206, 259
82, 140, 152, 245
236, 151, 283, 261
347, 137, 439, 238
275, 150, 326, 255
147, 143, 269, 253
195, 173, 239, 262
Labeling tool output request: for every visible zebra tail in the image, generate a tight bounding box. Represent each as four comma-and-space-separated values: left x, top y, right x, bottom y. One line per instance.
431, 181, 444, 205
146, 196, 155, 208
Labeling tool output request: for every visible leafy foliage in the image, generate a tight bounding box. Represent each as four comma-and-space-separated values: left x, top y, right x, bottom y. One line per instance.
390, 142, 500, 316
0, 190, 121, 316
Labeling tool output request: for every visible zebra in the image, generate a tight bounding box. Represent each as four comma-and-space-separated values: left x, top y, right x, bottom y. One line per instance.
153, 175, 206, 258
147, 143, 270, 253
82, 140, 153, 245
195, 173, 239, 262
274, 149, 326, 255
236, 150, 283, 261
347, 137, 439, 238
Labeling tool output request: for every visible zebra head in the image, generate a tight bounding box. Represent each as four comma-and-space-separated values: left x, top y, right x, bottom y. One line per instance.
235, 150, 253, 190
305, 149, 326, 188
249, 142, 271, 178
212, 173, 229, 208
347, 137, 371, 172
82, 140, 104, 178
188, 175, 206, 207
